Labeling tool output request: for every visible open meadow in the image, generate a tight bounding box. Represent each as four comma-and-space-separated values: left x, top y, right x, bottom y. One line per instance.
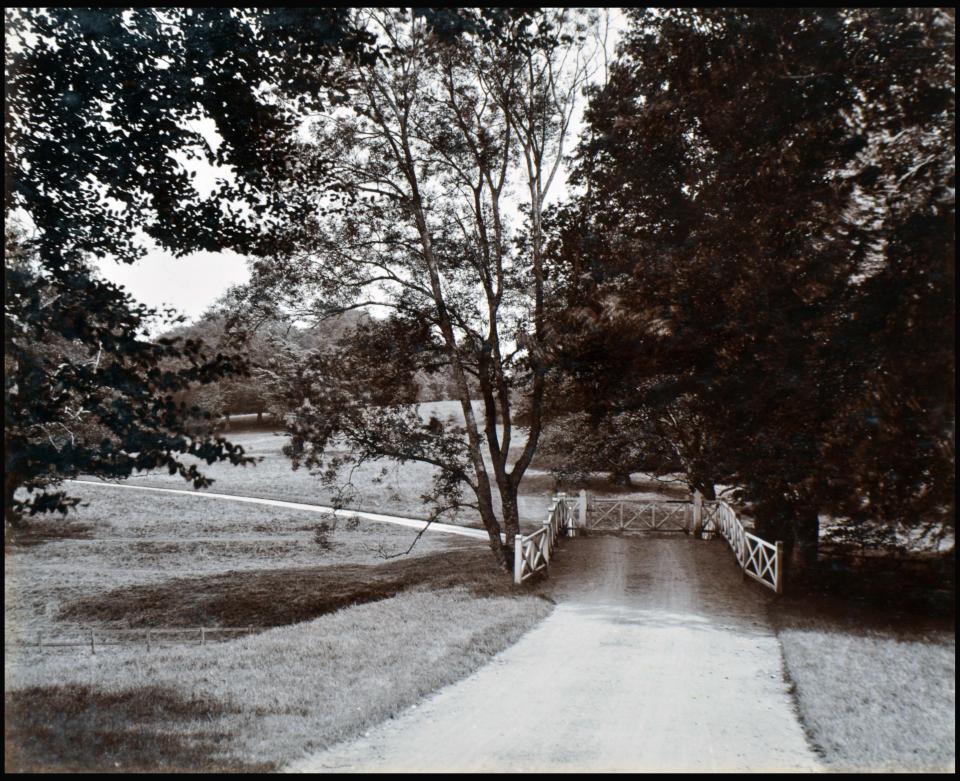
115, 401, 686, 528
5, 410, 952, 772
3, 406, 685, 772
4, 479, 553, 772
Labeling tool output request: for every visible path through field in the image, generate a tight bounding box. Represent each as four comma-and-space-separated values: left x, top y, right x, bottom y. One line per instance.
287, 535, 823, 773
66, 480, 491, 540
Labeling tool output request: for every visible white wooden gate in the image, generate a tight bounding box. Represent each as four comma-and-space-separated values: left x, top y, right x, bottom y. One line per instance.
585, 498, 692, 532
513, 491, 785, 594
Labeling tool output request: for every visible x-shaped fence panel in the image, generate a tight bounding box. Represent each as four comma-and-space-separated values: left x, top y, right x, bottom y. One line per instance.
514, 493, 783, 594
587, 500, 691, 531
514, 494, 573, 583
703, 500, 782, 593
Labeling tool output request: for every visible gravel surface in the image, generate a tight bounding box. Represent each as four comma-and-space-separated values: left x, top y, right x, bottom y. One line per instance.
287, 534, 823, 773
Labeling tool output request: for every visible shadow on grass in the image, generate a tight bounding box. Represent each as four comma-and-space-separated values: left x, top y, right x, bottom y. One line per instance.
772, 551, 955, 639
4, 519, 97, 550
59, 549, 538, 629
4, 684, 271, 773
520, 471, 690, 499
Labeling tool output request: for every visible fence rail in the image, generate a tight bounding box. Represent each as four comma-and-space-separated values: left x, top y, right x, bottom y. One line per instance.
702, 500, 783, 594
585, 499, 692, 532
561, 489, 785, 594
514, 493, 573, 583
5, 626, 260, 653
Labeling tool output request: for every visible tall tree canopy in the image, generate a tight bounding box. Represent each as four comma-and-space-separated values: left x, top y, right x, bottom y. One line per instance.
3, 8, 375, 520
551, 8, 955, 568
232, 8, 600, 569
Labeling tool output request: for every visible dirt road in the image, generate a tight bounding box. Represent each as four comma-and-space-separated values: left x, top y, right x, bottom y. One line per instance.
286, 534, 822, 773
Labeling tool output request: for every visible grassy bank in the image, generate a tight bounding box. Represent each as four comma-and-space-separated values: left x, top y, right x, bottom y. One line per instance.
59, 548, 514, 628
5, 480, 554, 772
772, 596, 955, 772
6, 587, 552, 772
108, 402, 684, 527
5, 482, 476, 637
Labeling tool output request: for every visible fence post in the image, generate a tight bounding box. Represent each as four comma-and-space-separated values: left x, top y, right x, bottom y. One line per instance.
147, 629, 152, 651
557, 492, 567, 537
567, 488, 587, 537
201, 627, 206, 646
513, 536, 523, 584
692, 491, 703, 537
775, 541, 784, 595
90, 629, 96, 655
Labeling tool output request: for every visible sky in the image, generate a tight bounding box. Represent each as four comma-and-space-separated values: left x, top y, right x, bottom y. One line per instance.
93, 9, 630, 325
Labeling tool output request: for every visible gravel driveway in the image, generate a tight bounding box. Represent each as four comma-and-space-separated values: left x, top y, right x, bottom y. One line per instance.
287, 534, 823, 773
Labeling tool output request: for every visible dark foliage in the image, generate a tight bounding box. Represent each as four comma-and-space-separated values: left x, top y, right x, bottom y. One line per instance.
4, 235, 253, 520
3, 9, 376, 521
551, 9, 955, 564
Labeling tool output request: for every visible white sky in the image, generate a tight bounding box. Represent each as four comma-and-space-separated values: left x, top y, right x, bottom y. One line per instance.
94, 9, 629, 325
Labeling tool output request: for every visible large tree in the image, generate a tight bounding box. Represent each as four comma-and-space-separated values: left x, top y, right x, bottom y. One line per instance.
4, 225, 252, 521
233, 8, 600, 569
551, 8, 955, 572
3, 8, 375, 520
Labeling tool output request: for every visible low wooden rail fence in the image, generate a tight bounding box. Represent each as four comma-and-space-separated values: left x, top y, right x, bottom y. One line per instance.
5, 626, 260, 653
701, 500, 783, 594
514, 493, 574, 584
542, 489, 785, 594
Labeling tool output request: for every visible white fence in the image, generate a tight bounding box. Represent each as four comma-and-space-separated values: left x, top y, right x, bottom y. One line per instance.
702, 500, 783, 594
513, 489, 784, 593
584, 499, 692, 532
514, 493, 574, 584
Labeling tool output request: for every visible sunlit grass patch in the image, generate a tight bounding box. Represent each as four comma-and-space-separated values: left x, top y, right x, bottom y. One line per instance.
773, 598, 955, 772
6, 587, 553, 772
110, 411, 568, 525
5, 482, 476, 636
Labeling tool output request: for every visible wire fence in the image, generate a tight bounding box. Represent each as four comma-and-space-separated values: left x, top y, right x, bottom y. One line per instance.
5, 626, 262, 653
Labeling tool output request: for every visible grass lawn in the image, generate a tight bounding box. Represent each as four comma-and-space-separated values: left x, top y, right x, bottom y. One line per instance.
6, 588, 552, 772
5, 482, 477, 638
109, 401, 684, 527
772, 597, 955, 772
114, 427, 566, 526
5, 480, 553, 772
3, 407, 688, 772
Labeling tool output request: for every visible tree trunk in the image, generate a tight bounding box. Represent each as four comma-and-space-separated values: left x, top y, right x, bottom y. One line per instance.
784, 507, 820, 592
479, 501, 511, 572
749, 499, 818, 594
499, 484, 522, 545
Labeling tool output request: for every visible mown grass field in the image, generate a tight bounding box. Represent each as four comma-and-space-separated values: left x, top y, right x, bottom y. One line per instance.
114, 401, 684, 527
10, 407, 951, 773
4, 482, 482, 638
4, 478, 553, 772
772, 596, 955, 772
7, 589, 551, 772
